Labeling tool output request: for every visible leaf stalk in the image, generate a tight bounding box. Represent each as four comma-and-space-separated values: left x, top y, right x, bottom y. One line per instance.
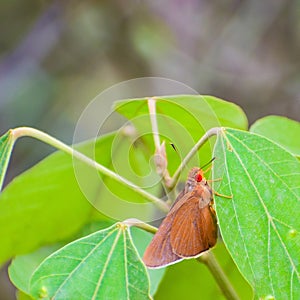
11, 127, 170, 213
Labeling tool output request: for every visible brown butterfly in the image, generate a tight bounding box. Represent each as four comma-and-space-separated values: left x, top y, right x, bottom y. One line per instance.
143, 167, 217, 268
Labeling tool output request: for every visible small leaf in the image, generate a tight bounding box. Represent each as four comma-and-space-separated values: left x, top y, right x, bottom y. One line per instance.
250, 115, 300, 157
0, 130, 14, 190
29, 223, 151, 300
213, 128, 300, 299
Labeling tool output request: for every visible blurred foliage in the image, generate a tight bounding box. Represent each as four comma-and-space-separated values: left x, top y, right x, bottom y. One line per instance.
0, 0, 299, 298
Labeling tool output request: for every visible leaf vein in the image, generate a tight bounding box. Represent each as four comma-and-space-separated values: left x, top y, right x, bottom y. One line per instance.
128, 282, 148, 295
124, 230, 130, 300
52, 227, 119, 298
92, 228, 122, 299
267, 220, 275, 296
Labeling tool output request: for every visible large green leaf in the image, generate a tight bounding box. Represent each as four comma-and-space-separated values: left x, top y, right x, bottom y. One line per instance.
0, 136, 97, 265
0, 130, 14, 190
213, 128, 300, 299
115, 95, 248, 177
0, 131, 161, 264
154, 243, 253, 300
250, 115, 300, 158
8, 220, 113, 296
29, 223, 151, 300
9, 221, 164, 298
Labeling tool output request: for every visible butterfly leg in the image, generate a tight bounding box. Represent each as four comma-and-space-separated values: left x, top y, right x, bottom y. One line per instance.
213, 190, 232, 199
207, 178, 222, 182
207, 178, 232, 198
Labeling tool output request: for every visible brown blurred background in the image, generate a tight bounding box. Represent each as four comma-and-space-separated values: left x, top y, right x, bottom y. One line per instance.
0, 1, 299, 298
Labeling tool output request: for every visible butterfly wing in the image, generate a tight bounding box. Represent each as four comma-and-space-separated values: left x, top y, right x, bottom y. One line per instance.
142, 211, 182, 268
170, 196, 217, 257
142, 191, 193, 268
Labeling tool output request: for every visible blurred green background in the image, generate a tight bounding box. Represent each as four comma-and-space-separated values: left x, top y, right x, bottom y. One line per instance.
0, 1, 299, 298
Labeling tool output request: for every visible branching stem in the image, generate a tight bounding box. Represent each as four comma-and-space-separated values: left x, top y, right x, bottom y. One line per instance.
123, 218, 158, 234
11, 127, 169, 213
168, 127, 222, 189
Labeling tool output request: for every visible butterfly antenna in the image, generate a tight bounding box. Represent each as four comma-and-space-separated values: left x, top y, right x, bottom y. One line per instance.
200, 157, 216, 170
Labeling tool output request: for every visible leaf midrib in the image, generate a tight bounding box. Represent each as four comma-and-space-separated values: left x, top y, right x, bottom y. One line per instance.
92, 227, 122, 299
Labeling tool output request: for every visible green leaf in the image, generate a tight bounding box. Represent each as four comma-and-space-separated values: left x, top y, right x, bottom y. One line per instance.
8, 220, 114, 296
0, 130, 161, 264
115, 95, 248, 176
0, 130, 15, 190
154, 243, 253, 300
213, 128, 300, 299
9, 244, 62, 295
115, 95, 248, 130
250, 115, 300, 157
29, 223, 151, 300
9, 222, 164, 298
0, 137, 94, 265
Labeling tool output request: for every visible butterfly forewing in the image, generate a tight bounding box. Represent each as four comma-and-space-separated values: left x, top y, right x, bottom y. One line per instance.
170, 197, 217, 257
142, 190, 194, 268
142, 211, 182, 268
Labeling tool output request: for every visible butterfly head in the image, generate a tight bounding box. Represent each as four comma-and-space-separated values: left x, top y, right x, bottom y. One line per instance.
195, 169, 204, 182
188, 167, 205, 183
185, 167, 206, 192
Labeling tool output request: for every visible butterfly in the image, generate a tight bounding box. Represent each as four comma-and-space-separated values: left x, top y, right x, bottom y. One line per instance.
143, 167, 218, 268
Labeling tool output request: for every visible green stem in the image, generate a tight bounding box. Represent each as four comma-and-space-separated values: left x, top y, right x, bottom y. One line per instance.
147, 97, 161, 150
11, 127, 169, 213
198, 252, 240, 300
168, 127, 221, 189
147, 98, 172, 190
123, 218, 157, 234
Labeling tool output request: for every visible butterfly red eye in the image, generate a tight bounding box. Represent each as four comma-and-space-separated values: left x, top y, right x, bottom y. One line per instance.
195, 173, 202, 182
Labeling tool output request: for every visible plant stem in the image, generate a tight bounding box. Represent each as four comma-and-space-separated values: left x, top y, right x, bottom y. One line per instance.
198, 252, 240, 300
147, 97, 172, 189
11, 127, 169, 213
148, 97, 160, 150
123, 218, 158, 234
168, 127, 221, 189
